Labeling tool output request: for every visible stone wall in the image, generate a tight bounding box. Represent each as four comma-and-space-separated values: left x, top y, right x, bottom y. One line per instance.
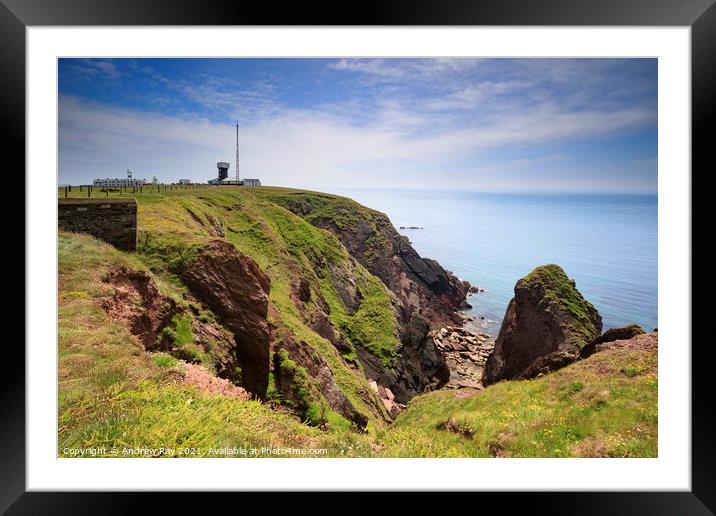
58, 198, 137, 251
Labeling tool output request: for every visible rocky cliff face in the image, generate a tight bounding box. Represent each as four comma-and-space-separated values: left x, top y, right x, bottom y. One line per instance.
182, 240, 272, 398
99, 265, 244, 386
482, 264, 602, 385
273, 193, 470, 330
355, 313, 450, 404
273, 336, 373, 429
270, 192, 471, 402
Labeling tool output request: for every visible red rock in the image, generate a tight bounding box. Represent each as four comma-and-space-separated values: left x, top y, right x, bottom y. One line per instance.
182, 240, 271, 398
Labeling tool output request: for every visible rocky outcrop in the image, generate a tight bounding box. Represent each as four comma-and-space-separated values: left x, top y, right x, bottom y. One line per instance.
191, 315, 242, 383
482, 264, 602, 385
275, 195, 470, 330
368, 380, 405, 419
182, 240, 272, 398
356, 313, 450, 404
583, 329, 657, 356
100, 266, 249, 386
100, 266, 179, 349
581, 324, 645, 358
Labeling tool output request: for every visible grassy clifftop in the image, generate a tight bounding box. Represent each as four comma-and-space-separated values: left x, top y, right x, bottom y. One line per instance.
58, 186, 657, 457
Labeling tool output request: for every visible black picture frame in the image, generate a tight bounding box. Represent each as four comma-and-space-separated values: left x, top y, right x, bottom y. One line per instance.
4, 0, 710, 512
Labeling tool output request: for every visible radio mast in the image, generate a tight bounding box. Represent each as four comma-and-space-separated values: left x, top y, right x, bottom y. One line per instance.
235, 121, 240, 181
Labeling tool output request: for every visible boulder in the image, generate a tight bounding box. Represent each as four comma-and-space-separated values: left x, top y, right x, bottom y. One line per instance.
182, 240, 271, 398
581, 324, 646, 358
482, 264, 602, 385
582, 329, 657, 357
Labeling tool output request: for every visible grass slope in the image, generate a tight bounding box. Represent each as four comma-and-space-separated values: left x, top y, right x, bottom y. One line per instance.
58, 231, 375, 457
382, 341, 657, 457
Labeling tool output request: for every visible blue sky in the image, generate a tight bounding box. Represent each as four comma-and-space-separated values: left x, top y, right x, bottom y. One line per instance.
58, 58, 657, 192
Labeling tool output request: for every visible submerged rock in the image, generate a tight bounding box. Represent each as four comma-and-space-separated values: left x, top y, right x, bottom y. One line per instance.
482, 264, 602, 385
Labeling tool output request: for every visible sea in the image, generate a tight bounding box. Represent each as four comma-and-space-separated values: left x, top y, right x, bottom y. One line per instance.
327, 188, 658, 336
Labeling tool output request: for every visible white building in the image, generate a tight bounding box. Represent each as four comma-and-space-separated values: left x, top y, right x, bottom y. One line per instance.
242, 178, 262, 187
178, 179, 192, 185
93, 177, 147, 187
219, 177, 242, 185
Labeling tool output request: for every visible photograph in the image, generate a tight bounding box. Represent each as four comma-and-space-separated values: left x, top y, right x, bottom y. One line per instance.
56, 57, 658, 459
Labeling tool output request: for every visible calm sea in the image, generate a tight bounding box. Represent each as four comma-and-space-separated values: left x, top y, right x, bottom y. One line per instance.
328, 188, 658, 335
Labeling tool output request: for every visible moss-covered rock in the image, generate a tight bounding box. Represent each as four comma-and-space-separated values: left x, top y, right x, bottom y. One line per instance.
482, 264, 602, 385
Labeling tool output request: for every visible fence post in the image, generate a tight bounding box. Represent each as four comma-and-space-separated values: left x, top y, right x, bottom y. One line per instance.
64, 185, 68, 198
88, 186, 91, 197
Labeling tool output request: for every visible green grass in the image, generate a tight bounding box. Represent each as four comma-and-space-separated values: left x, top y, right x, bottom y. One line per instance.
381, 343, 657, 457
58, 380, 327, 457
58, 229, 378, 456
254, 188, 394, 269
152, 353, 179, 368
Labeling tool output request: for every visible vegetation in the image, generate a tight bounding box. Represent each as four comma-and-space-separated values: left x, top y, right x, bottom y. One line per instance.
383, 342, 657, 457
519, 264, 601, 348
58, 230, 373, 456
57, 186, 656, 457
254, 189, 394, 269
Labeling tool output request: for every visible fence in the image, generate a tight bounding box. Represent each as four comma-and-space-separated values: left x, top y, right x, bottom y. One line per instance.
60, 183, 217, 199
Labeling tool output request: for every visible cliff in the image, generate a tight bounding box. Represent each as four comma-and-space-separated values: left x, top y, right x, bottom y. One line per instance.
60, 187, 471, 432
263, 191, 470, 329
57, 187, 656, 458
260, 190, 470, 402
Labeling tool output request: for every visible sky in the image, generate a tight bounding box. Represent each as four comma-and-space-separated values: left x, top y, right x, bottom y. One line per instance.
58, 58, 657, 193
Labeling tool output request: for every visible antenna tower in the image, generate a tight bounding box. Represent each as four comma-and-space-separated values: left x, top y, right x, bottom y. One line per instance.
235, 121, 240, 181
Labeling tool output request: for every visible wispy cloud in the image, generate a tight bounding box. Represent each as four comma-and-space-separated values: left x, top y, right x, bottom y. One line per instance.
64, 59, 122, 81
59, 90, 655, 191
328, 58, 484, 80
58, 58, 657, 192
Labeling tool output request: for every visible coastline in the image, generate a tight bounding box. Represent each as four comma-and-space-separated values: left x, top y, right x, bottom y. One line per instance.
335, 187, 658, 334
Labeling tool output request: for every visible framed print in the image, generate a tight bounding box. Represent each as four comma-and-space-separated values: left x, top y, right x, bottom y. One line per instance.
5, 0, 712, 511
